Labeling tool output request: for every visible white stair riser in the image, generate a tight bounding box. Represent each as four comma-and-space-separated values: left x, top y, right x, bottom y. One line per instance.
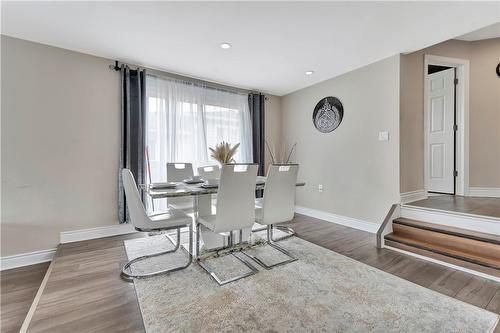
400, 206, 500, 236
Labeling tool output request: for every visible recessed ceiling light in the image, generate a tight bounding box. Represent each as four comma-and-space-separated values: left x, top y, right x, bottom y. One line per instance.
220, 42, 232, 49
305, 70, 314, 75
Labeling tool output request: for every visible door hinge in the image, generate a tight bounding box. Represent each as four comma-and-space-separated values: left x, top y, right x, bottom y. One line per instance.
454, 78, 459, 85
454, 170, 458, 177
454, 124, 458, 131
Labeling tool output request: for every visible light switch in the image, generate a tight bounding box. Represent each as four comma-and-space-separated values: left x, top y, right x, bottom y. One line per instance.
378, 131, 389, 141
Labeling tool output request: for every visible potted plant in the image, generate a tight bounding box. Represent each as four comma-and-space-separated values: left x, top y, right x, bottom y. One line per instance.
209, 141, 240, 165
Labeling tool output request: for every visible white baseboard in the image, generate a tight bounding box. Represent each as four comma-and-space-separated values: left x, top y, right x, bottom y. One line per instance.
60, 223, 136, 244
385, 245, 500, 283
295, 206, 379, 234
400, 190, 427, 204
400, 205, 500, 235
468, 187, 500, 198
0, 248, 57, 271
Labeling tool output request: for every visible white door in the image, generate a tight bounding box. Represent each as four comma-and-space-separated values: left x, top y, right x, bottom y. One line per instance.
426, 68, 455, 194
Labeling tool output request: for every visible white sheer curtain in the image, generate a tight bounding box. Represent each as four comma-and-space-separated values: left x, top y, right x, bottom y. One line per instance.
145, 74, 252, 209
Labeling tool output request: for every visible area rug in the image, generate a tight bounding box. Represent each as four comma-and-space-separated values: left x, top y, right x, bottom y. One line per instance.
124, 233, 499, 333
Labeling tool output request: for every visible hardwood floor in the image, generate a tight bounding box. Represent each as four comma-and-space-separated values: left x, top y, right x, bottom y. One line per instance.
0, 262, 49, 333
4, 214, 500, 332
26, 233, 146, 333
407, 195, 500, 219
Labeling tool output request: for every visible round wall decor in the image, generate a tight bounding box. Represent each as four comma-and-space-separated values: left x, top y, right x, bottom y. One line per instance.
312, 96, 343, 133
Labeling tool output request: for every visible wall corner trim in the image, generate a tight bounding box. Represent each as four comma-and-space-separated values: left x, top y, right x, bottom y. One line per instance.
400, 190, 427, 204
295, 206, 379, 234
60, 223, 137, 244
0, 249, 57, 271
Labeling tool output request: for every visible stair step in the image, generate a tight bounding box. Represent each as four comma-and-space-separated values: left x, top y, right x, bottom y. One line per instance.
384, 239, 500, 279
393, 217, 500, 245
391, 223, 500, 261
384, 233, 500, 270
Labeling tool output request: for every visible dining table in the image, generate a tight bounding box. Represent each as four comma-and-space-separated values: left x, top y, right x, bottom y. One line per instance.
141, 176, 306, 252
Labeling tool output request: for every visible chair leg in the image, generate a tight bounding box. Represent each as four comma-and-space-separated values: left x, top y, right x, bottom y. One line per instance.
197, 229, 258, 286
196, 221, 201, 258
252, 223, 296, 242
198, 252, 258, 286
271, 225, 296, 241
241, 225, 298, 270
121, 226, 192, 281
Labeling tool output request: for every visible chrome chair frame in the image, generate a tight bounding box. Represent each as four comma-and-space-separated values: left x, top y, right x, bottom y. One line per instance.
243, 224, 297, 269
121, 223, 193, 281
252, 223, 296, 241
196, 222, 258, 286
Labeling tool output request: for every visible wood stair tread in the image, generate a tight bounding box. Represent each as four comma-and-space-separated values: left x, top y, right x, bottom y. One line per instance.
393, 217, 500, 245
383, 239, 500, 279
384, 233, 500, 270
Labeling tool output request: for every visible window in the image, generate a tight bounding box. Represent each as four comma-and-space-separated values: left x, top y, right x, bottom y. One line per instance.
145, 74, 253, 188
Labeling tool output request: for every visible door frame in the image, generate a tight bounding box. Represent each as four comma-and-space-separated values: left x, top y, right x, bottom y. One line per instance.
423, 54, 469, 196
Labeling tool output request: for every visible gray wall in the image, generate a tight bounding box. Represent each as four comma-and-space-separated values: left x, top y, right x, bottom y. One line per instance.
400, 38, 500, 193
1, 36, 121, 256
1, 36, 284, 257
281, 55, 400, 224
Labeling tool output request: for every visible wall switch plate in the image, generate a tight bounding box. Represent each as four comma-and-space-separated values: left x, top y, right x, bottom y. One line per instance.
318, 184, 323, 192
378, 131, 389, 141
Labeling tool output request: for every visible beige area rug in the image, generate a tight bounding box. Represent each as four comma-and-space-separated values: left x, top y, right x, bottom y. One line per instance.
124, 233, 499, 333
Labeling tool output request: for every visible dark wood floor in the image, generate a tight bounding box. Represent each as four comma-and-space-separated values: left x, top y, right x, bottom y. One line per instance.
4, 214, 500, 333
407, 195, 500, 219
1, 262, 50, 333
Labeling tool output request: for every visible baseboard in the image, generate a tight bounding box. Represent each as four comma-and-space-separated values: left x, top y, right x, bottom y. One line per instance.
400, 190, 427, 204
468, 187, 500, 198
60, 223, 136, 244
0, 248, 57, 271
385, 245, 500, 283
295, 206, 379, 234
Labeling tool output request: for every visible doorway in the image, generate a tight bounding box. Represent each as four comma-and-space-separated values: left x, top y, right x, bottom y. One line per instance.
424, 55, 469, 196
426, 66, 456, 194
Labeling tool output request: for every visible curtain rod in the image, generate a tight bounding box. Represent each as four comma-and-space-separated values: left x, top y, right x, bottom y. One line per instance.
109, 60, 266, 98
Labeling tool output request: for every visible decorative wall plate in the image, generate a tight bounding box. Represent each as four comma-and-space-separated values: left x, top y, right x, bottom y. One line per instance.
312, 97, 343, 133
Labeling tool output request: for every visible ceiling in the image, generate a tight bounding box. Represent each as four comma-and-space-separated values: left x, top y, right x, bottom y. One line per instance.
1, 2, 499, 96
455, 22, 500, 41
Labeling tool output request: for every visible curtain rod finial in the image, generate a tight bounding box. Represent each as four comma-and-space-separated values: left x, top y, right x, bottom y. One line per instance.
110, 60, 120, 71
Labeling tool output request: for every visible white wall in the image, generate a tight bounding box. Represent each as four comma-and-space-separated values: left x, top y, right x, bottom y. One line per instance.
281, 55, 400, 224
1, 36, 121, 256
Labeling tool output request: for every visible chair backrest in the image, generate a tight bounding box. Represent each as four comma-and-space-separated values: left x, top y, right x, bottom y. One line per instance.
197, 165, 221, 179
261, 164, 299, 225
213, 164, 258, 233
166, 163, 194, 182
122, 169, 149, 230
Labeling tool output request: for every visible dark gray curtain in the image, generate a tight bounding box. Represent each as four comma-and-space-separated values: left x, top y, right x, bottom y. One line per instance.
249, 93, 265, 176
118, 65, 146, 223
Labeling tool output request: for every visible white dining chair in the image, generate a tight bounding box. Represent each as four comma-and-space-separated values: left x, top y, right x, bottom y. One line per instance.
196, 163, 259, 285
121, 169, 192, 280
167, 162, 194, 182
197, 164, 220, 207
166, 163, 195, 212
242, 164, 299, 269
197, 165, 221, 179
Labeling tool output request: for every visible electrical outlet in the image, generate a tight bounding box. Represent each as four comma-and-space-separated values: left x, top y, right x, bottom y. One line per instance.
318, 184, 323, 193
378, 131, 389, 141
